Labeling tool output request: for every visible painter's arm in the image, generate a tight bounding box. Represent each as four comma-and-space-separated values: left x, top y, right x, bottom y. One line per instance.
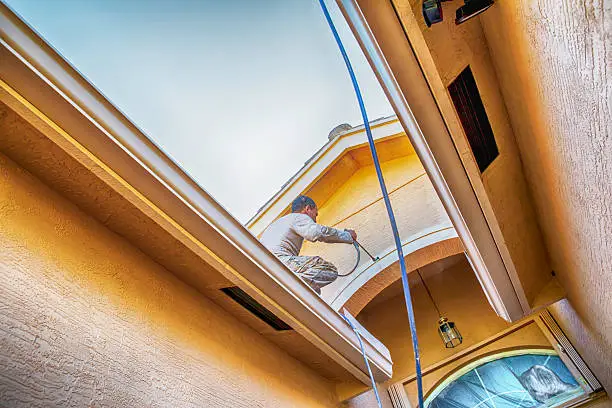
292, 215, 354, 244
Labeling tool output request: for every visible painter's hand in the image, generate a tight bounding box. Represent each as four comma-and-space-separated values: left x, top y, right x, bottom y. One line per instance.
346, 229, 357, 242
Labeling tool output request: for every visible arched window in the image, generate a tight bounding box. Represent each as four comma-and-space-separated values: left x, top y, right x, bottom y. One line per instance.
425, 350, 586, 408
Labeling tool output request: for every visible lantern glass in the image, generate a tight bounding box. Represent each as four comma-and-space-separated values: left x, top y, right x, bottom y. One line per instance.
438, 317, 462, 348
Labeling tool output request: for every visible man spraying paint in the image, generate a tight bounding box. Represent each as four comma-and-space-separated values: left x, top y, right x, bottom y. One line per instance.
260, 195, 357, 295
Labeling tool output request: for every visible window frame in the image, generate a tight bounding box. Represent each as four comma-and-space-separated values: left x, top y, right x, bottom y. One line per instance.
424, 349, 588, 408
387, 311, 603, 408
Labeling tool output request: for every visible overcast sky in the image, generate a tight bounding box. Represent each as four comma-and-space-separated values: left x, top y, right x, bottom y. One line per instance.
5, 0, 393, 222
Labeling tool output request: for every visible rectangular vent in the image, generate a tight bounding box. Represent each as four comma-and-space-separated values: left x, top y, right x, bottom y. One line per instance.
448, 66, 499, 172
541, 311, 602, 391
221, 286, 292, 331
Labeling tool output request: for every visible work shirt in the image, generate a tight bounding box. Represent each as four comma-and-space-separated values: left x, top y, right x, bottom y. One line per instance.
260, 213, 353, 258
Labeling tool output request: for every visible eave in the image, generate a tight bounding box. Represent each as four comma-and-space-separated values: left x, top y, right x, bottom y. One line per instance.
0, 3, 392, 384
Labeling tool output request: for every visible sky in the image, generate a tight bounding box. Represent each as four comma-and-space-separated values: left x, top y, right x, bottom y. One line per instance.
5, 0, 394, 223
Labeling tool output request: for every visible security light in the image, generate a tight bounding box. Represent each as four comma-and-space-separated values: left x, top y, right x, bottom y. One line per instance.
422, 0, 444, 27
417, 268, 463, 348
455, 0, 494, 25
423, 0, 494, 27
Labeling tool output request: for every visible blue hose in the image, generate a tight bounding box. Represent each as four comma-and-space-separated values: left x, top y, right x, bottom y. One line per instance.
342, 313, 384, 408
317, 1, 425, 407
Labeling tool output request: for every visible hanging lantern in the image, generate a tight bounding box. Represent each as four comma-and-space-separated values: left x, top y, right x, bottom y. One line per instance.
438, 316, 462, 348
417, 268, 463, 348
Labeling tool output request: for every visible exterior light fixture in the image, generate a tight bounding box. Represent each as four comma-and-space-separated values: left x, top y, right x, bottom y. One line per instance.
423, 0, 494, 27
438, 317, 462, 348
455, 0, 494, 25
422, 0, 452, 27
422, 0, 443, 27
417, 269, 463, 348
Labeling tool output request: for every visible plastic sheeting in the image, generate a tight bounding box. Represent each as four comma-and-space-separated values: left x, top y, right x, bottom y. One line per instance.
427, 354, 585, 408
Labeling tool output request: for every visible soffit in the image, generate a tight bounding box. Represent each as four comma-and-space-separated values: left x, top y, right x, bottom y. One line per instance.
0, 101, 231, 291
0, 100, 371, 383
0, 6, 393, 383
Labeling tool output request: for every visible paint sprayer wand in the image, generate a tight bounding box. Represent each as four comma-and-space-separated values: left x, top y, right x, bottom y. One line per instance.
338, 237, 380, 277
356, 240, 379, 262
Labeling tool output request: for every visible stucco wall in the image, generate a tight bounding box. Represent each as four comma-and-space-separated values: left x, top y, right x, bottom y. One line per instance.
478, 0, 612, 394
347, 260, 606, 407
300, 153, 452, 302
402, 323, 551, 406
393, 0, 551, 305
0, 152, 338, 407
550, 300, 612, 400
346, 257, 548, 407
584, 399, 612, 408
357, 257, 510, 383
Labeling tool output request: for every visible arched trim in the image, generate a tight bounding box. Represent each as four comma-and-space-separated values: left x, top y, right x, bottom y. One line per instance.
425, 349, 586, 408
329, 233, 463, 314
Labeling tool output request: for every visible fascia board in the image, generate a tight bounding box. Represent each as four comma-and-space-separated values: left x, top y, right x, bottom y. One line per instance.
0, 4, 392, 383
337, 0, 527, 322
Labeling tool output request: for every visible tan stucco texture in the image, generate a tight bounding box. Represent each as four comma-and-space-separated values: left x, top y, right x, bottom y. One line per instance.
0, 152, 338, 407
300, 153, 454, 309
396, 0, 552, 305
357, 257, 511, 383
479, 0, 612, 393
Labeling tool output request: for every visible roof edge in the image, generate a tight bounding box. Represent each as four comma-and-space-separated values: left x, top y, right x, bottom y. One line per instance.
246, 117, 403, 231
0, 3, 393, 383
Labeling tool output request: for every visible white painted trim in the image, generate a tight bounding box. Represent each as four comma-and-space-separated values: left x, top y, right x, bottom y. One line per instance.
327, 226, 457, 310
335, 0, 527, 321
0, 3, 392, 383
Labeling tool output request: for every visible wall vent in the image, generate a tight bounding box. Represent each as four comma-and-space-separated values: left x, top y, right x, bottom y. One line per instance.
540, 311, 603, 392
221, 286, 292, 331
448, 66, 499, 172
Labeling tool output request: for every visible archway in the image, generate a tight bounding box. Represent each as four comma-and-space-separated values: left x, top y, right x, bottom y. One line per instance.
330, 236, 463, 314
